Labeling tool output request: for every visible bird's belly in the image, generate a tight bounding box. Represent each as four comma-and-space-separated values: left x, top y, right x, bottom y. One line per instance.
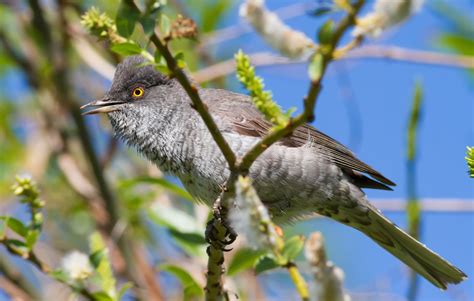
172, 138, 345, 223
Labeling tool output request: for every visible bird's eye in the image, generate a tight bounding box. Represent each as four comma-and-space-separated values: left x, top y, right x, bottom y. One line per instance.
132, 87, 145, 99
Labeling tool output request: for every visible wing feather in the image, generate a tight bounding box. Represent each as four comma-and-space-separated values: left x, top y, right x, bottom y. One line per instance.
200, 88, 395, 188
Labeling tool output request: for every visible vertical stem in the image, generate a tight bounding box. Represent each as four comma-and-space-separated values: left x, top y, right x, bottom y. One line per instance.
286, 262, 309, 301
406, 81, 423, 301
204, 222, 228, 301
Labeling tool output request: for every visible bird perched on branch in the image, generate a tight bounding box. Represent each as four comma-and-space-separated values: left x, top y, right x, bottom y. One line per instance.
82, 55, 466, 290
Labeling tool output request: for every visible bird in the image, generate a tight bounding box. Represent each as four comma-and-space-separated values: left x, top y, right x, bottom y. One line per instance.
81, 55, 466, 290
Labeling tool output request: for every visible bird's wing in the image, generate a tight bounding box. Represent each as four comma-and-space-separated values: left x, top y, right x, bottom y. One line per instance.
201, 88, 395, 189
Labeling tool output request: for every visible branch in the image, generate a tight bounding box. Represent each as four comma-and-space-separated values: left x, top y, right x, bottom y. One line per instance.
371, 198, 474, 212
193, 46, 474, 84
237, 0, 366, 172
0, 276, 33, 301
345, 45, 474, 68
149, 33, 237, 170
0, 255, 39, 300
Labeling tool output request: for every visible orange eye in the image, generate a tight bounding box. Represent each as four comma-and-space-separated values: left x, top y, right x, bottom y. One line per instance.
132, 87, 144, 98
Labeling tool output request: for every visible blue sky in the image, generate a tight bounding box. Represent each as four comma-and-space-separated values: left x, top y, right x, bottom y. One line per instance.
213, 1, 473, 300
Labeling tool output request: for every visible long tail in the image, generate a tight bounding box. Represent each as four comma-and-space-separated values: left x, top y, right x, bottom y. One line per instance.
360, 207, 467, 289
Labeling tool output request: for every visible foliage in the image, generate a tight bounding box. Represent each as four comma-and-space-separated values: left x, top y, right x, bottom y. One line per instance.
235, 50, 293, 127
466, 146, 474, 178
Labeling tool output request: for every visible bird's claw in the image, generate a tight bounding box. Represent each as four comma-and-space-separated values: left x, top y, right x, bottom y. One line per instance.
205, 218, 237, 252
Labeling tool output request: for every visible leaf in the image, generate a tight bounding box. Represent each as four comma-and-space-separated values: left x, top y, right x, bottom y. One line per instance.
200, 0, 232, 33
308, 53, 324, 81
1, 216, 28, 237
160, 264, 203, 298
309, 7, 333, 17
318, 19, 335, 45
148, 203, 206, 257
89, 249, 106, 269
118, 282, 133, 298
50, 269, 70, 283
0, 218, 6, 238
25, 230, 40, 249
91, 291, 114, 301
281, 235, 305, 261
140, 2, 162, 35
174, 52, 186, 69
89, 232, 116, 298
437, 33, 474, 56
120, 176, 193, 201
110, 42, 143, 56
227, 248, 267, 276
159, 14, 171, 37
5, 239, 29, 256
255, 256, 280, 274
116, 1, 140, 38
168, 230, 207, 258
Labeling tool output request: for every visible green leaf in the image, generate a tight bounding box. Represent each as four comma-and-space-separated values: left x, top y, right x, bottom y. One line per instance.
159, 14, 171, 37
5, 239, 29, 256
91, 291, 114, 301
118, 282, 133, 298
148, 202, 203, 234
0, 218, 6, 238
255, 256, 280, 274
25, 230, 40, 249
174, 52, 186, 69
309, 7, 333, 17
110, 42, 143, 56
318, 19, 335, 45
50, 269, 70, 283
168, 230, 207, 258
140, 1, 163, 35
200, 0, 232, 33
308, 53, 324, 81
281, 235, 305, 261
89, 249, 107, 269
437, 33, 474, 56
227, 248, 267, 276
116, 1, 140, 38
1, 216, 28, 237
89, 232, 116, 298
120, 177, 193, 201
148, 203, 206, 257
160, 264, 203, 298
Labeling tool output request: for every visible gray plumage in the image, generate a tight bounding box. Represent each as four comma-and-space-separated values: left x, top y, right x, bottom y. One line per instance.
82, 55, 466, 289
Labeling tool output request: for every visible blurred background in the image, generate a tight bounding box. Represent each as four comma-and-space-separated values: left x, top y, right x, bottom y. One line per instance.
0, 0, 472, 300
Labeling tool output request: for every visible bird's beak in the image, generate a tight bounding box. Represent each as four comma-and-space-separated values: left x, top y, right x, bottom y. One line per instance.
80, 97, 126, 115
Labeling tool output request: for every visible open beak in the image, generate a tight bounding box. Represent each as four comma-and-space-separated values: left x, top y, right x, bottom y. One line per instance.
80, 98, 126, 115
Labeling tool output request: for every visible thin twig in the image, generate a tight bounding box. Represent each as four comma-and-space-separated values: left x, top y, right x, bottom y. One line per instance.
149, 34, 237, 169
286, 262, 310, 301
345, 45, 474, 68
0, 254, 39, 300
0, 276, 33, 301
193, 45, 474, 84
372, 198, 474, 212
1, 240, 99, 301
237, 0, 366, 173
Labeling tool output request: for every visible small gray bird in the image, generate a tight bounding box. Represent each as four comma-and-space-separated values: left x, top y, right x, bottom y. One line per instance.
82, 55, 466, 289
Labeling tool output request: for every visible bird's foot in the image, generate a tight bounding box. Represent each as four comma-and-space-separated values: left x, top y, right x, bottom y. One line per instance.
205, 218, 237, 252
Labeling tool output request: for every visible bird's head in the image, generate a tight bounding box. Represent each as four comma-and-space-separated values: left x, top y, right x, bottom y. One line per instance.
81, 55, 174, 116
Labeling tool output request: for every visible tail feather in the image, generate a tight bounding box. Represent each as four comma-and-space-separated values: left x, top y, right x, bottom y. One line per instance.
365, 208, 467, 289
